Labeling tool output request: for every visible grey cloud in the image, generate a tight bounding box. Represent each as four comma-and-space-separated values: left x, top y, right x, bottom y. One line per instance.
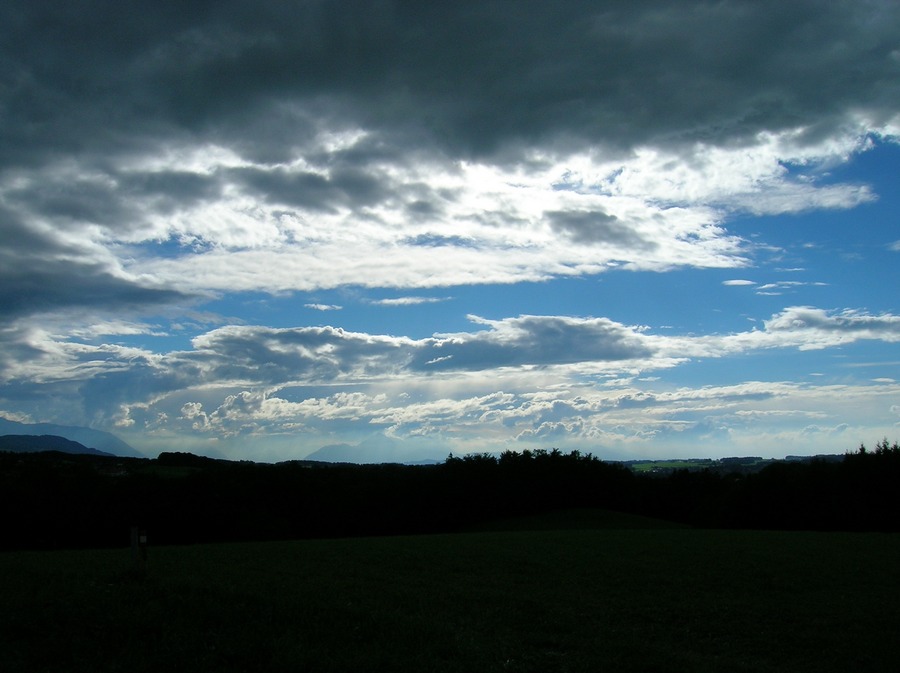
310, 133, 415, 171
5, 169, 222, 236
0, 205, 69, 256
654, 420, 732, 442
118, 170, 223, 211
385, 180, 455, 224
405, 200, 443, 221
0, 316, 656, 424
0, 328, 56, 385
6, 316, 655, 406
765, 306, 900, 334
0, 328, 187, 426
404, 234, 477, 248
7, 179, 134, 228
6, 305, 899, 435
615, 389, 774, 410
0, 260, 187, 321
2, 0, 897, 174
0, 206, 191, 321
614, 393, 659, 409
413, 315, 655, 371
186, 325, 413, 383
546, 210, 657, 248
231, 166, 390, 211
0, 1, 893, 335
231, 169, 338, 213
530, 399, 584, 426
78, 362, 188, 424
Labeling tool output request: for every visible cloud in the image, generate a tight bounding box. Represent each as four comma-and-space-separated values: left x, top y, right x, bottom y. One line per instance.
2, 2, 899, 459
4, 307, 900, 410
305, 304, 342, 311
763, 307, 900, 344
185, 325, 415, 384
67, 321, 167, 340
0, 218, 190, 325
371, 297, 448, 307
754, 281, 827, 296
4, 2, 899, 167
230, 165, 392, 212
163, 315, 662, 390
3, 303, 898, 459
648, 306, 900, 360
545, 210, 655, 249
413, 315, 656, 372
5, 305, 899, 418
723, 280, 756, 286
0, 1, 896, 309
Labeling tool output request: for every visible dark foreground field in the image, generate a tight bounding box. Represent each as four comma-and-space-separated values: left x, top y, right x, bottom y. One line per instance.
2, 515, 898, 673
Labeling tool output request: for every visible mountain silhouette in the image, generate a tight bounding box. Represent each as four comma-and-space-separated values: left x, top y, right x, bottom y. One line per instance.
0, 419, 142, 457
0, 434, 114, 457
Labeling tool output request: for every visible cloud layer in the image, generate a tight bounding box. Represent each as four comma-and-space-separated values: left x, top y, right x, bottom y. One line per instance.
2, 307, 898, 459
2, 1, 898, 319
1, 1, 898, 460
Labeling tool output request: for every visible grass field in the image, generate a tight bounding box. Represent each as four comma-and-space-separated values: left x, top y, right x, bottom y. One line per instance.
628, 460, 706, 472
2, 514, 898, 672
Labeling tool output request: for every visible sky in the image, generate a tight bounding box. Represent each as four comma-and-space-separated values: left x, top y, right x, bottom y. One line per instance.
1, 1, 899, 463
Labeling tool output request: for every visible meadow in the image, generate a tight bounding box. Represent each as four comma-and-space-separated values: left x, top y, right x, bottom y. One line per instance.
2, 511, 898, 672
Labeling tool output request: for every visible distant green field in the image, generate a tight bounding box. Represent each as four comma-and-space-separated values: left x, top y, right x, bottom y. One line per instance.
2, 521, 898, 672
627, 458, 771, 473
629, 460, 706, 472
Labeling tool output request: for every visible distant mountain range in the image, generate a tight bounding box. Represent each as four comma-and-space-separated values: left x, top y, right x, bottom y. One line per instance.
0, 434, 114, 457
0, 419, 143, 457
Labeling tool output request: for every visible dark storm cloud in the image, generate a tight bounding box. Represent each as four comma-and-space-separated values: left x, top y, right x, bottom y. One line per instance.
546, 210, 657, 248
2, 0, 897, 171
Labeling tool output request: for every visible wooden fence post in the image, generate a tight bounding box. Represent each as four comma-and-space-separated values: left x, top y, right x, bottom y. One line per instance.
130, 526, 147, 570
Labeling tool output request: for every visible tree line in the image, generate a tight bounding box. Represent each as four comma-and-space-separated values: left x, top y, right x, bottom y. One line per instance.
1, 442, 898, 550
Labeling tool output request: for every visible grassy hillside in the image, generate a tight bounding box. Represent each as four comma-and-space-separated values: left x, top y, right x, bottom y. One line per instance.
5, 446, 900, 551
2, 526, 898, 672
